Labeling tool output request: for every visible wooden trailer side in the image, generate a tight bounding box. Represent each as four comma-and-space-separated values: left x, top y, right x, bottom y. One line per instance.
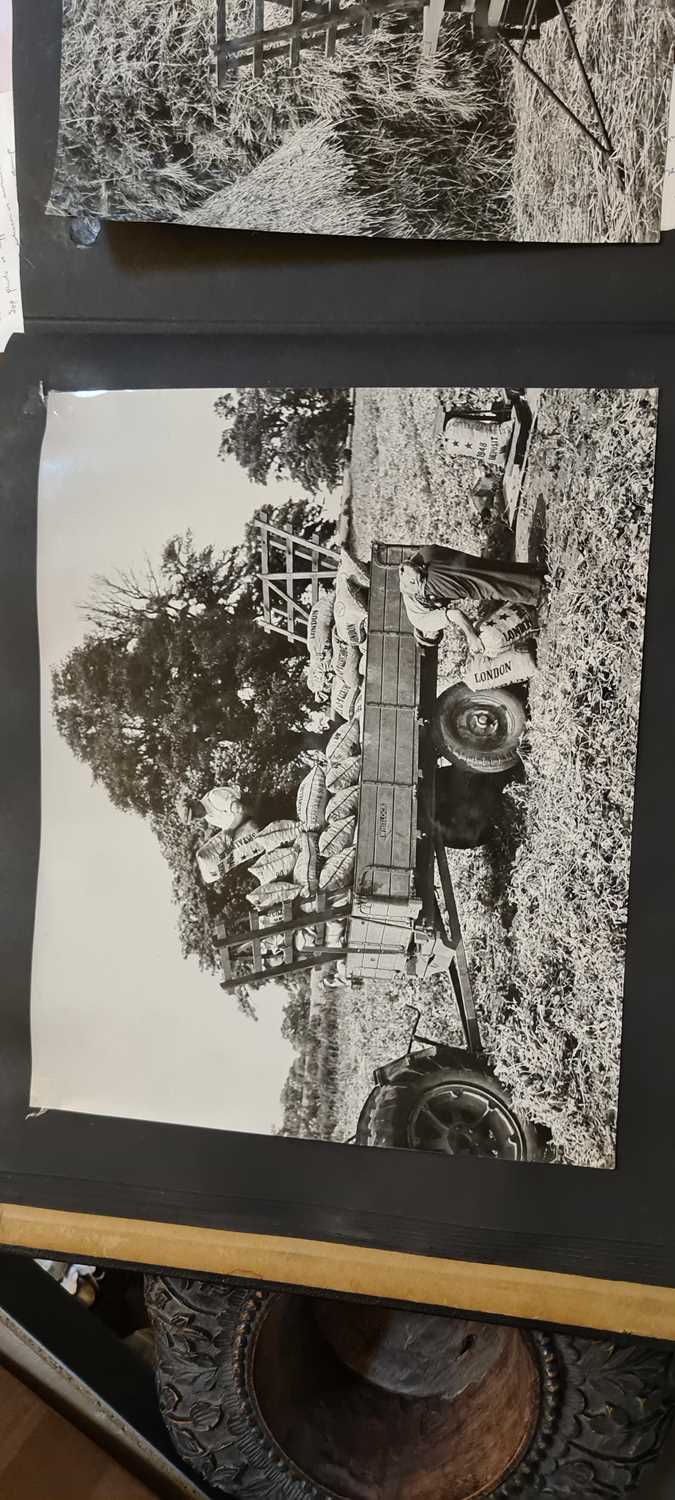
346, 544, 424, 978
353, 545, 420, 902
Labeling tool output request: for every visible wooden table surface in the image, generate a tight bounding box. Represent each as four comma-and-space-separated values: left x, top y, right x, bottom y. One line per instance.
0, 1362, 159, 1500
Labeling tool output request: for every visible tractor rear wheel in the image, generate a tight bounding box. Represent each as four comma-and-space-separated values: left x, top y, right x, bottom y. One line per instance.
432, 682, 526, 774
356, 1049, 541, 1161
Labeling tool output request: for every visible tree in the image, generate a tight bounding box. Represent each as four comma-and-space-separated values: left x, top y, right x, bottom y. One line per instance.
278, 1057, 306, 1137
280, 971, 312, 1045
215, 388, 351, 495
85, 531, 253, 639
51, 502, 338, 987
152, 809, 259, 1019
53, 533, 316, 820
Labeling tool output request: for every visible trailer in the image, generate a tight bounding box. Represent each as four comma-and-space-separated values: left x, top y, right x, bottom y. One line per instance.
215, 532, 543, 1160
342, 542, 541, 1159
346, 544, 483, 1041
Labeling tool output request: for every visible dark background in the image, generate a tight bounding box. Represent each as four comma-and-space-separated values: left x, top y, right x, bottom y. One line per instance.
1, 329, 675, 1305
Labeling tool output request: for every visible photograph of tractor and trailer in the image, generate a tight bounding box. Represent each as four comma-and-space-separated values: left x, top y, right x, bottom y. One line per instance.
49, 0, 673, 241
32, 384, 657, 1171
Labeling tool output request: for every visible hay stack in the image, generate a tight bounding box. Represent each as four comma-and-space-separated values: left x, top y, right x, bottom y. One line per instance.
181, 121, 368, 236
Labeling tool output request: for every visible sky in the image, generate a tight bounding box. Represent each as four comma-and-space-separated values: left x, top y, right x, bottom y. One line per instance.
31, 388, 303, 1133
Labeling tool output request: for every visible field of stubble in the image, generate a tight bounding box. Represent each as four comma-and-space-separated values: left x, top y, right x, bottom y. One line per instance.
511, 0, 675, 242
330, 385, 657, 1169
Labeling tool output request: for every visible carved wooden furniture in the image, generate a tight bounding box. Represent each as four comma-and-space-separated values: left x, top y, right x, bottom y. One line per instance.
146, 1273, 675, 1498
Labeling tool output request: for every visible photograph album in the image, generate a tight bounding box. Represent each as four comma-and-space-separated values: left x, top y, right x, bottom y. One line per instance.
31, 381, 658, 1173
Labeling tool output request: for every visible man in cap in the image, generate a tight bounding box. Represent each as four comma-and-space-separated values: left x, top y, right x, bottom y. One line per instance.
176, 783, 259, 886
178, 783, 247, 834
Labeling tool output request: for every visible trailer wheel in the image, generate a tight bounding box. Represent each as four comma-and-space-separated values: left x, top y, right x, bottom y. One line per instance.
432, 682, 526, 774
356, 1052, 540, 1161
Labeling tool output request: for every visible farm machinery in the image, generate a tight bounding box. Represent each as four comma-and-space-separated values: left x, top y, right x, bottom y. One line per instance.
215, 530, 545, 1163
435, 0, 618, 169
447, 0, 574, 35
343, 542, 542, 1161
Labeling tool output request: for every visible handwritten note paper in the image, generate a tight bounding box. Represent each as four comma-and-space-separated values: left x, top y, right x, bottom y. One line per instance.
661, 65, 675, 235
0, 0, 22, 352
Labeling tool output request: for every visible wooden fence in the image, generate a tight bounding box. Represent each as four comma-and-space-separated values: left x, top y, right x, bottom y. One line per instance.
217, 0, 429, 80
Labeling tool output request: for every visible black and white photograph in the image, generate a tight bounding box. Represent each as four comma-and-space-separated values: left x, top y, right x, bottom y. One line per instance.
32, 382, 657, 1171
47, 0, 674, 242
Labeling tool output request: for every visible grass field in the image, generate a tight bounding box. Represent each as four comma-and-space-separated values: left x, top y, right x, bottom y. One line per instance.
511, 0, 675, 242
50, 0, 673, 239
50, 0, 510, 237
328, 386, 657, 1169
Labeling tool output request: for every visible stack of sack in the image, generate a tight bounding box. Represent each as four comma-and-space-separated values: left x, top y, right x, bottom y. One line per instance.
462, 602, 539, 693
240, 816, 306, 970
305, 589, 335, 703
238, 713, 363, 971
304, 548, 369, 715
215, 548, 371, 974
236, 820, 305, 966
195, 817, 260, 887
296, 717, 362, 950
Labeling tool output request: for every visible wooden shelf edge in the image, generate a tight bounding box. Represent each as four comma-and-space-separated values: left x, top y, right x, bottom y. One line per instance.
1, 1202, 674, 1341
